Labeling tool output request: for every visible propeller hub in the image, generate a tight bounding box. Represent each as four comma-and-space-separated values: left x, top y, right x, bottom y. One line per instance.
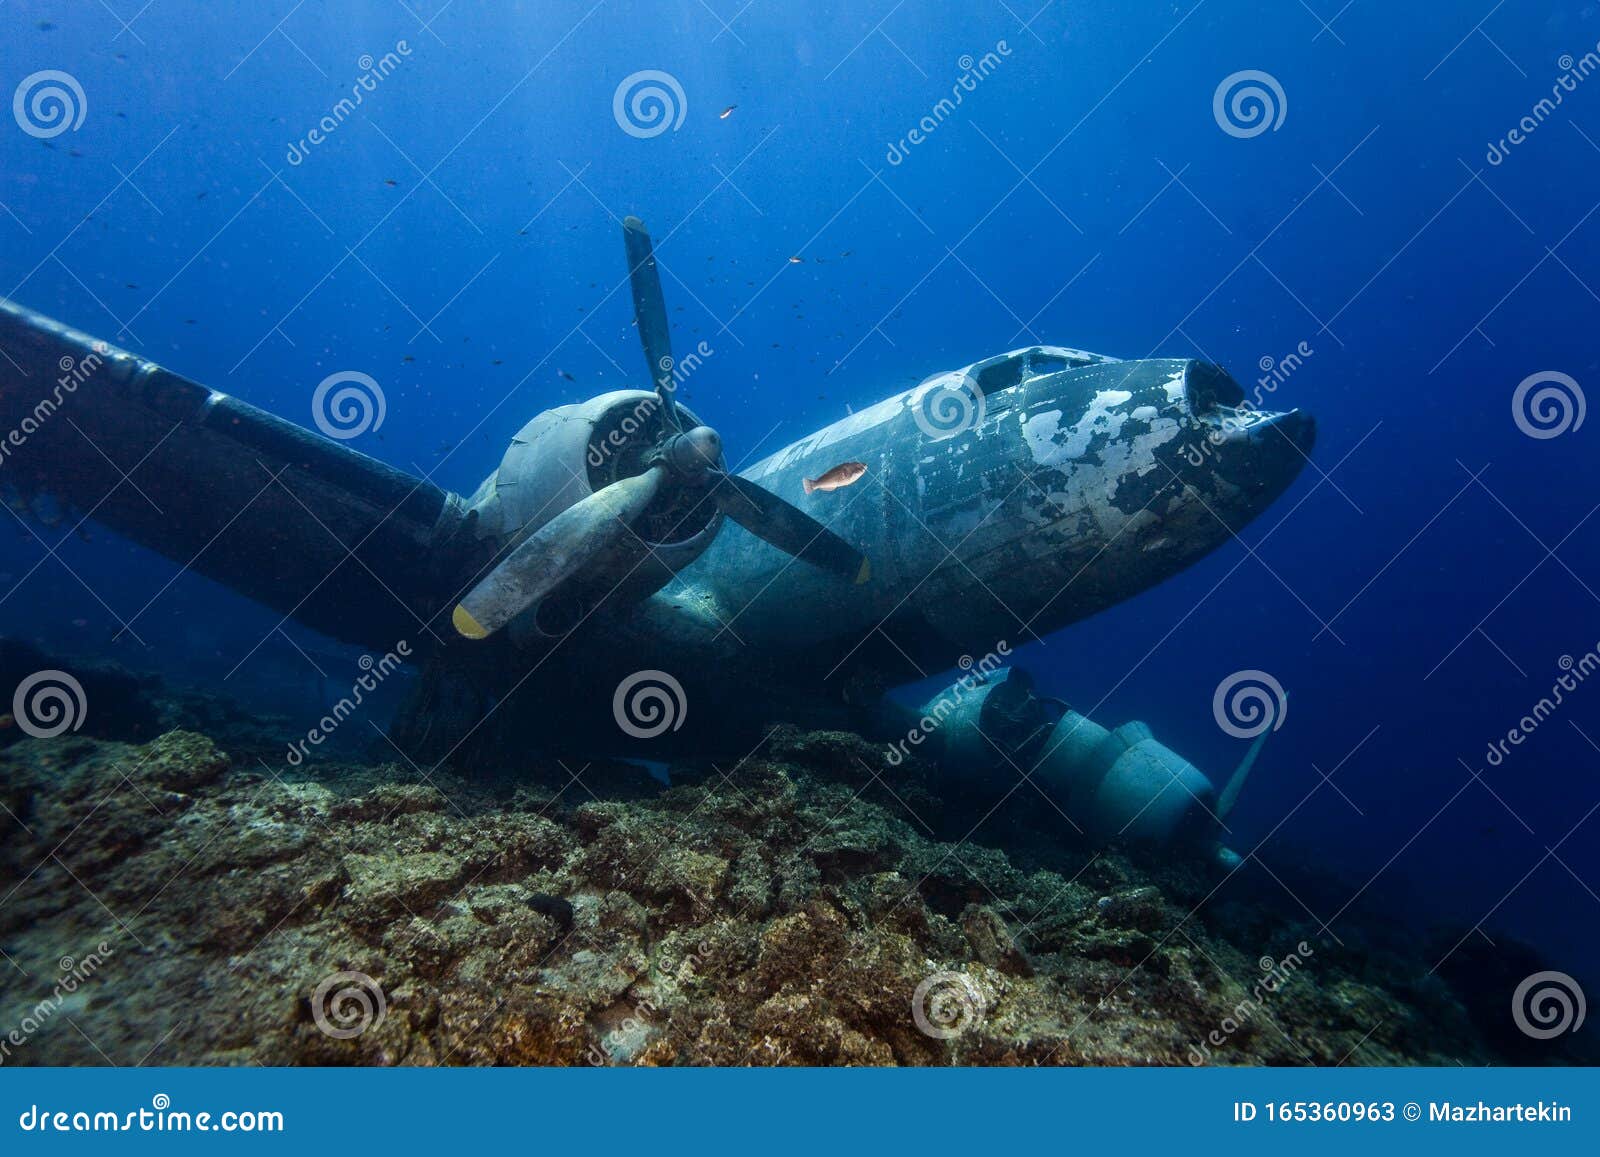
661, 425, 723, 479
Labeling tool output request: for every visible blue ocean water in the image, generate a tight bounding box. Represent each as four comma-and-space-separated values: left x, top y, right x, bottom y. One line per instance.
1, 0, 1596, 992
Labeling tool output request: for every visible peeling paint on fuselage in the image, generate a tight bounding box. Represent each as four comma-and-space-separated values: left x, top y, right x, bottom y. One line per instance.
638, 350, 1309, 696
1022, 388, 1138, 467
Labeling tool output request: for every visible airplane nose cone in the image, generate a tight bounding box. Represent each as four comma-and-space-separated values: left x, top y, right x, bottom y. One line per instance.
1237, 406, 1315, 456
1270, 408, 1315, 456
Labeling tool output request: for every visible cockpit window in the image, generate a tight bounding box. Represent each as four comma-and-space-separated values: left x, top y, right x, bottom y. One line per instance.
969, 346, 1109, 395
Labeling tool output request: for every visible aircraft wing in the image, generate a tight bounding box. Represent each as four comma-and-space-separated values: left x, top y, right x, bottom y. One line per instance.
0, 299, 474, 650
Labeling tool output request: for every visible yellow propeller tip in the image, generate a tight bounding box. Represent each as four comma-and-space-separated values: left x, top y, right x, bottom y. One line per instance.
854, 558, 872, 585
452, 604, 489, 639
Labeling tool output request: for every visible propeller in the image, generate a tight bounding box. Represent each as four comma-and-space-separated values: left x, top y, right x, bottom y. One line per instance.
451, 218, 869, 640
452, 466, 664, 639
706, 470, 869, 580
622, 216, 681, 431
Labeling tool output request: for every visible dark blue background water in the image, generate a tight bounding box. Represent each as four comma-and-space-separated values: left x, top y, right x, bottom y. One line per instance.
3, 2, 1596, 982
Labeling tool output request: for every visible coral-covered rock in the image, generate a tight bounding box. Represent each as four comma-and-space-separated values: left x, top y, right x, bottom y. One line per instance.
0, 724, 1533, 1067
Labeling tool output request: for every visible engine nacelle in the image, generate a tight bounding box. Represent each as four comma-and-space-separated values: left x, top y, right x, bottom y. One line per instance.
465, 390, 725, 637
908, 666, 1242, 868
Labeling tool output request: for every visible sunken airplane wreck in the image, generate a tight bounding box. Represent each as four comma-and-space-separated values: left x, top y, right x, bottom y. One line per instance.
0, 218, 1314, 868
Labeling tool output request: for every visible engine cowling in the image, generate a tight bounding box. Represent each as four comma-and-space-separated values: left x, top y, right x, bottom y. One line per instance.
465, 389, 725, 637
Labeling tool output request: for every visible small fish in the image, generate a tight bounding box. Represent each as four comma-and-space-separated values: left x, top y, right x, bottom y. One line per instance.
788, 255, 803, 264
559, 370, 575, 381
719, 104, 737, 119
526, 892, 574, 933
803, 461, 867, 495
384, 179, 398, 187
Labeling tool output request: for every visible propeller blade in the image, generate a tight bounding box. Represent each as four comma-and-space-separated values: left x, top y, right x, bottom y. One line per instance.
622, 216, 680, 430
709, 472, 870, 584
452, 466, 665, 639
